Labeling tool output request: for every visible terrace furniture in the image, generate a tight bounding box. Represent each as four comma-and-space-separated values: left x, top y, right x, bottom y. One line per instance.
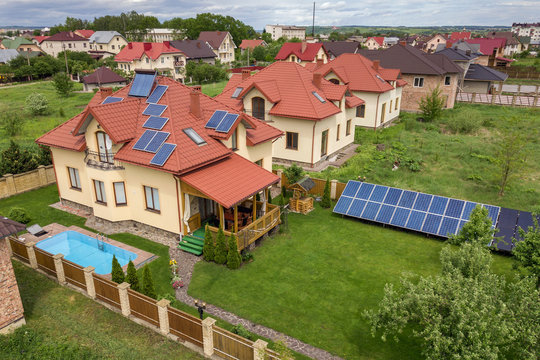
26, 224, 47, 237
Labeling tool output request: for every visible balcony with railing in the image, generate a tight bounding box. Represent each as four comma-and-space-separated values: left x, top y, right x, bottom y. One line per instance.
174, 60, 185, 67
84, 150, 125, 170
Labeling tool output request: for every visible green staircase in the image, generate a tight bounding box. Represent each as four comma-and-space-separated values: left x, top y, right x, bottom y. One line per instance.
179, 234, 204, 256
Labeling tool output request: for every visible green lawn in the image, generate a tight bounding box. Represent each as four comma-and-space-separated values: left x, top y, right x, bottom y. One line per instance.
510, 57, 540, 71
189, 203, 516, 359
505, 78, 540, 85
201, 80, 228, 97
0, 261, 202, 359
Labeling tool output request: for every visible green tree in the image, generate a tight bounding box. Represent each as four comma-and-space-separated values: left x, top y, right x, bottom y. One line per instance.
321, 178, 331, 208
202, 225, 215, 261
0, 141, 38, 175
513, 215, 540, 289
25, 93, 49, 115
418, 86, 444, 122
0, 110, 24, 137
141, 264, 157, 299
449, 205, 494, 246
111, 255, 125, 284
214, 226, 228, 265
125, 260, 140, 292
252, 46, 266, 62
226, 234, 241, 269
283, 163, 304, 184
53, 72, 74, 97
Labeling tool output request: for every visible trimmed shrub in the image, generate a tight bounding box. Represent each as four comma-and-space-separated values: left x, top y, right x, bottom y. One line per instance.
283, 163, 304, 184
226, 234, 241, 270
125, 260, 139, 292
111, 255, 125, 284
1, 111, 24, 137
419, 86, 444, 122
25, 93, 49, 115
321, 178, 331, 208
203, 225, 215, 261
214, 227, 228, 265
142, 264, 157, 299
8, 207, 30, 224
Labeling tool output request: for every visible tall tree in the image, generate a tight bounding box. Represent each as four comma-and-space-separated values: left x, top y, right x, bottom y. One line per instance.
449, 205, 494, 246
513, 215, 540, 289
111, 255, 125, 284
141, 264, 157, 299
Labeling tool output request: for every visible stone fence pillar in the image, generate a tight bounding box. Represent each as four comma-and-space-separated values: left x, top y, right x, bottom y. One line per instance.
5, 237, 13, 257
253, 339, 269, 360
84, 266, 96, 299
156, 299, 170, 336
117, 282, 131, 317
24, 241, 37, 269
202, 317, 217, 356
330, 179, 338, 200
4, 174, 16, 196
37, 165, 48, 186
53, 254, 66, 284
276, 169, 283, 188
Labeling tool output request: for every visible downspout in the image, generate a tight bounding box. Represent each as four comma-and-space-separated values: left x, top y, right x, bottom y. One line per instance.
310, 121, 316, 168
174, 176, 183, 236
374, 93, 381, 130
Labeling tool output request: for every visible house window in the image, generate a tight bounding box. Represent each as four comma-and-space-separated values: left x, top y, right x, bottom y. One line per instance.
83, 43, 86, 48
68, 167, 81, 190
114, 182, 127, 206
112, 45, 115, 50
390, 100, 393, 112
444, 76, 451, 86
413, 77, 424, 87
321, 129, 329, 157
68, 43, 72, 48
356, 104, 365, 118
346, 119, 352, 136
395, 97, 399, 110
96, 132, 113, 163
291, 55, 297, 62
231, 128, 238, 150
381, 103, 386, 124
161, 57, 164, 64
336, 124, 340, 141
99, 45, 103, 50
145, 58, 149, 64
286, 132, 298, 150
252, 97, 265, 120
329, 78, 339, 85
93, 180, 107, 204
144, 186, 160, 212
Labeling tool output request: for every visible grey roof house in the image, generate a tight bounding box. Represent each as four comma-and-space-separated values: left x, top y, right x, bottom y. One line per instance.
169, 40, 217, 64
322, 41, 361, 60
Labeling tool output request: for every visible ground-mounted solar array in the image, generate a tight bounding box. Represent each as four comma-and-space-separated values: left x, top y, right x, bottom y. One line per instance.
491, 208, 540, 251
333, 181, 500, 238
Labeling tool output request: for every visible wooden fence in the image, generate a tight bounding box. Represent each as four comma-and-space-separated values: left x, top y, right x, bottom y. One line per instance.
6, 236, 281, 359
494, 66, 540, 80
0, 165, 56, 199
456, 91, 540, 107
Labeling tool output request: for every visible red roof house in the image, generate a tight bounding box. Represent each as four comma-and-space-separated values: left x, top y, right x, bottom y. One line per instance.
274, 42, 328, 64
450, 32, 471, 41
239, 39, 267, 50
33, 35, 49, 44
115, 42, 183, 62
75, 30, 95, 39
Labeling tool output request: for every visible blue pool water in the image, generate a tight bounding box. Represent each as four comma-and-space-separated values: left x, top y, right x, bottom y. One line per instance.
35, 231, 138, 275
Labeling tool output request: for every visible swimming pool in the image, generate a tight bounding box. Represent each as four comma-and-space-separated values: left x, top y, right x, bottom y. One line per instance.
35, 231, 138, 275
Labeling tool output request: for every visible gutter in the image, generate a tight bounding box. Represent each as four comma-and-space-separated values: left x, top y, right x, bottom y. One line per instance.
311, 121, 316, 168
174, 176, 183, 235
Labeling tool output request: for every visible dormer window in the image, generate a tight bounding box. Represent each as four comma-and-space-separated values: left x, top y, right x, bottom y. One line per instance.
231, 128, 238, 150
252, 97, 265, 120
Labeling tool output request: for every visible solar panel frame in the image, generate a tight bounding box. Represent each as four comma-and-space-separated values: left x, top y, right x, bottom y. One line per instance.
390, 207, 411, 227
383, 188, 403, 205
128, 73, 156, 97
398, 190, 417, 208
438, 217, 459, 236
406, 210, 427, 231
356, 183, 375, 200
205, 110, 228, 129
146, 85, 168, 104
369, 185, 389, 202
215, 113, 239, 133
143, 104, 167, 116
445, 199, 465, 218
342, 181, 361, 197
144, 131, 170, 153
150, 143, 176, 166
143, 116, 169, 130
413, 193, 433, 212
102, 96, 123, 105
132, 130, 157, 151
333, 196, 353, 215
376, 204, 396, 223
347, 199, 367, 218
362, 202, 382, 220
429, 196, 449, 215
422, 214, 443, 235
462, 201, 478, 220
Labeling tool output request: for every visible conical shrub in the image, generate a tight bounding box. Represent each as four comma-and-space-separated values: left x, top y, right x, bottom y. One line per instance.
227, 234, 241, 270
141, 264, 157, 299
125, 260, 139, 292
321, 178, 331, 208
214, 226, 228, 265
203, 225, 215, 261
111, 255, 125, 284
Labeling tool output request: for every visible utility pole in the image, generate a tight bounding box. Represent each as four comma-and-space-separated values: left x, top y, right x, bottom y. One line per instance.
312, 2, 316, 37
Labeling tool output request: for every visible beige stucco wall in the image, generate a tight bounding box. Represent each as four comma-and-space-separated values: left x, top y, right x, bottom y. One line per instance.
90, 35, 128, 54
365, 39, 381, 50
41, 40, 90, 57
283, 47, 328, 65
221, 122, 274, 172
398, 73, 458, 111
213, 33, 235, 64
426, 35, 446, 52
117, 52, 186, 81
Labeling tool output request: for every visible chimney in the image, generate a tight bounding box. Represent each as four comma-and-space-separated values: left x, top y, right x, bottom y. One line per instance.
301, 41, 307, 53
143, 42, 152, 51
128, 43, 133, 49
164, 41, 170, 47
242, 69, 251, 81
316, 58, 324, 68
372, 60, 380, 71
197, 42, 201, 48
400, 41, 406, 46
313, 73, 322, 89
100, 87, 113, 100
191, 85, 202, 92
190, 89, 201, 118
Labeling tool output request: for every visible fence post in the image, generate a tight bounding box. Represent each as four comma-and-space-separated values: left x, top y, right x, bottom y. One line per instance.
471, 93, 476, 103
25, 241, 38, 269
511, 95, 516, 106
53, 254, 66, 284
117, 282, 131, 317
84, 266, 96, 299
156, 299, 170, 336
37, 165, 48, 186
4, 174, 16, 196
533, 95, 538, 107
491, 92, 496, 104
276, 169, 283, 187
330, 179, 337, 200
201, 317, 217, 357
517, 84, 521, 95
253, 339, 269, 360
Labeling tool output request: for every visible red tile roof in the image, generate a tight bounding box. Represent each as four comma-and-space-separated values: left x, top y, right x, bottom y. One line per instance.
465, 38, 506, 56
345, 95, 365, 108
44, 31, 88, 42
83, 66, 127, 85
275, 42, 325, 61
115, 42, 184, 62
450, 32, 471, 41
76, 30, 95, 38
239, 39, 265, 50
180, 153, 279, 209
197, 31, 232, 50
33, 36, 49, 44
367, 37, 385, 46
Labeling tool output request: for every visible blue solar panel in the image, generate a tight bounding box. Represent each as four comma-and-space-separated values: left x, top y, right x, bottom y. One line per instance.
369, 185, 388, 202
102, 96, 123, 105
143, 116, 168, 130
145, 131, 169, 153
376, 204, 396, 223
150, 143, 176, 166
429, 196, 448, 215
128, 72, 156, 97
422, 214, 442, 234
146, 85, 168, 104
413, 193, 432, 212
356, 183, 375, 200
133, 130, 157, 151
390, 208, 411, 227
462, 202, 478, 220
483, 205, 500, 225
398, 191, 417, 208
333, 196, 353, 215
439, 217, 459, 236
406, 211, 427, 231
342, 181, 361, 197
143, 104, 167, 116
383, 188, 402, 205
215, 113, 239, 133
458, 220, 467, 232
205, 110, 228, 129
362, 202, 381, 220
445, 199, 465, 218
347, 199, 367, 217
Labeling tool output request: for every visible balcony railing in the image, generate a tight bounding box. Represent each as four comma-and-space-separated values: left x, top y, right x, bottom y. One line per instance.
84, 150, 124, 170
174, 61, 185, 67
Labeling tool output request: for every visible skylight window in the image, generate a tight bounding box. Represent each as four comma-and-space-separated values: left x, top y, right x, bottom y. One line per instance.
312, 91, 326, 103
232, 87, 243, 98
183, 128, 206, 146
376, 75, 386, 83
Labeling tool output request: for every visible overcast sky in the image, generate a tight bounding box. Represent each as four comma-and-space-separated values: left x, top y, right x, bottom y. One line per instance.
1, 0, 539, 29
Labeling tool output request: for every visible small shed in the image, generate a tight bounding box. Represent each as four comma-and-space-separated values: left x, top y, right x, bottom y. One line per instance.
288, 176, 315, 214
82, 66, 127, 92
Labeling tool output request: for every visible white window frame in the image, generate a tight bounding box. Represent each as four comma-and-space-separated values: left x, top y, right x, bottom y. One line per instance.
93, 180, 107, 204
144, 186, 160, 212
413, 77, 424, 88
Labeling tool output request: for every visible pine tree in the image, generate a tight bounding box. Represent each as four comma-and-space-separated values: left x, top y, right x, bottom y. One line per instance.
214, 226, 228, 265
227, 234, 241, 269
141, 264, 157, 299
111, 255, 125, 284
321, 178, 331, 208
125, 260, 139, 292
203, 225, 215, 261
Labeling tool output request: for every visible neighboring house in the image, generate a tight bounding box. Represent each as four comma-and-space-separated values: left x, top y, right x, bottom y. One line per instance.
464, 38, 509, 67
197, 31, 236, 64
364, 37, 385, 50
322, 41, 361, 60
384, 37, 400, 47
518, 36, 531, 51
265, 25, 306, 41
216, 61, 366, 168
239, 39, 267, 54
82, 66, 128, 92
360, 43, 461, 111
88, 31, 128, 56
425, 34, 447, 53
169, 40, 217, 64
115, 42, 186, 82
36, 71, 282, 246
449, 31, 471, 41
462, 64, 508, 93
1, 37, 42, 53
32, 35, 49, 47
511, 23, 540, 43
487, 31, 524, 56
145, 29, 175, 42
434, 47, 478, 88
274, 42, 328, 65
74, 30, 95, 39
314, 54, 405, 128
40, 31, 90, 57
0, 49, 20, 64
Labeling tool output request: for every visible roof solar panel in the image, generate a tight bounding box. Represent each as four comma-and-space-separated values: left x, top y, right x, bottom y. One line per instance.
390, 208, 411, 227
422, 214, 442, 235
145, 131, 169, 153
333, 196, 353, 215
102, 96, 123, 105
429, 196, 449, 215
215, 113, 239, 133
133, 130, 157, 151
398, 191, 417, 208
406, 210, 427, 231
205, 110, 228, 129
150, 143, 176, 166
347, 199, 367, 217
413, 193, 432, 212
143, 104, 167, 116
146, 85, 168, 104
445, 199, 465, 218
383, 188, 402, 205
128, 72, 156, 97
342, 181, 361, 197
369, 185, 389, 202
462, 201, 478, 220
376, 204, 396, 223
356, 183, 375, 200
362, 202, 381, 220
439, 217, 459, 236
143, 116, 168, 130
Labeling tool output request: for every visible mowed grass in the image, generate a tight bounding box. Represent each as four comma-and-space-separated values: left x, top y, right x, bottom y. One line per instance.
0, 261, 202, 359
201, 80, 228, 97
189, 203, 516, 359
